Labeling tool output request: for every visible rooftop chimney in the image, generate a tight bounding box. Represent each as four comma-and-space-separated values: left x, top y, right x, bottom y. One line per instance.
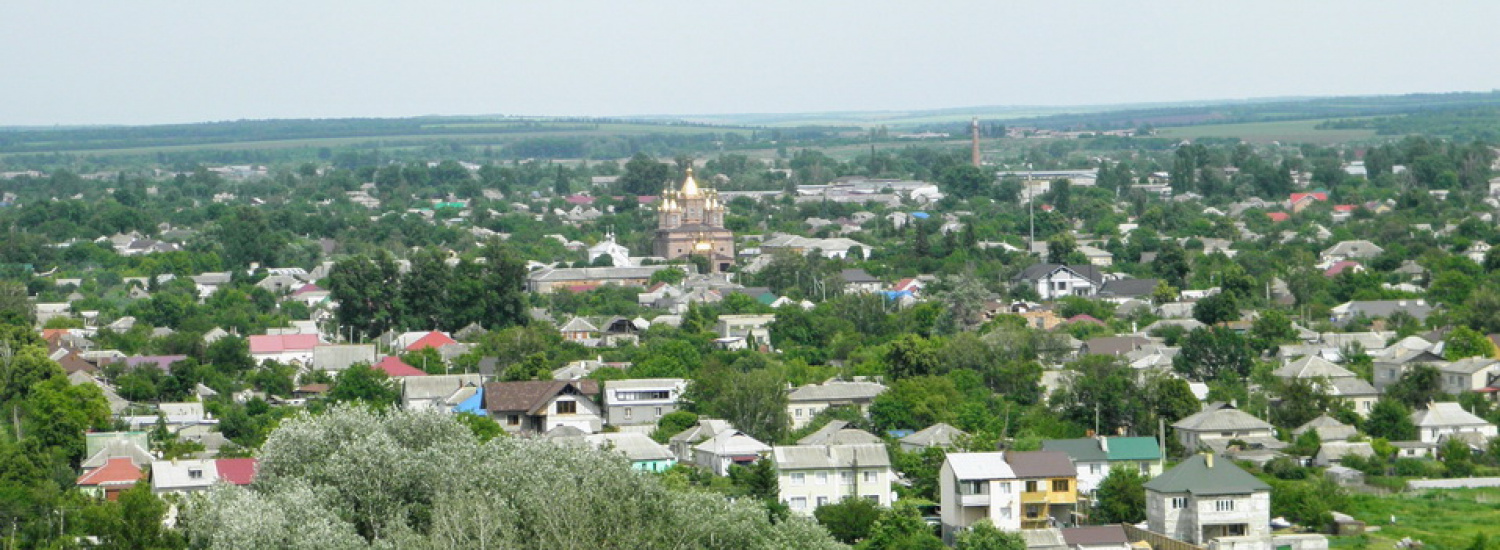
1204, 453, 1214, 468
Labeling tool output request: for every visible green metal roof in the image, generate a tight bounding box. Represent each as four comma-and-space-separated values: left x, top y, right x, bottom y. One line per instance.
1041, 439, 1107, 462
1104, 437, 1162, 461
1143, 455, 1269, 496
1041, 437, 1162, 463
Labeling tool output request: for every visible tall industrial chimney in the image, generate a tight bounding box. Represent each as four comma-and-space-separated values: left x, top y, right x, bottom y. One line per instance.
970, 117, 981, 167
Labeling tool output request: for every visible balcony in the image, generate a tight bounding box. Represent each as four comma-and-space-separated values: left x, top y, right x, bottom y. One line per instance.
959, 493, 990, 507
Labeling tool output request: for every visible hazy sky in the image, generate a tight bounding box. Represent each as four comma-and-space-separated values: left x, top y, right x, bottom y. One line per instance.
3, 1, 1498, 126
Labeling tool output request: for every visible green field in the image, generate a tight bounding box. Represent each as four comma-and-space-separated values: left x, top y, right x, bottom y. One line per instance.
0, 122, 752, 158
1329, 488, 1500, 549
1156, 119, 1379, 144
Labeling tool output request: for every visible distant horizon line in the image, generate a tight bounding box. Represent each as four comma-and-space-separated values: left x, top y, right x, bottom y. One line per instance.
4, 88, 1497, 130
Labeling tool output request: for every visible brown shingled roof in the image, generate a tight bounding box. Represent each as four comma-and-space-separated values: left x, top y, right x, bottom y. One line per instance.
484, 380, 599, 415
1004, 450, 1076, 478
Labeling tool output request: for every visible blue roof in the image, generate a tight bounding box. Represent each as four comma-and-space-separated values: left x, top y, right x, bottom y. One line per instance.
453, 386, 485, 414
886, 429, 916, 439
910, 212, 931, 219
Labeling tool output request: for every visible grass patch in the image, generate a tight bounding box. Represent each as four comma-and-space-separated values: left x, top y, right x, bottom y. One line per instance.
1331, 488, 1500, 549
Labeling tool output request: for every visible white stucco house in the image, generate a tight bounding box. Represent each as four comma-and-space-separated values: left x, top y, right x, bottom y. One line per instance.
1145, 454, 1271, 547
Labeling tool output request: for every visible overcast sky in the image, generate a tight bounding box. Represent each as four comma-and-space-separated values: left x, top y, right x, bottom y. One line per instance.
3, 1, 1498, 126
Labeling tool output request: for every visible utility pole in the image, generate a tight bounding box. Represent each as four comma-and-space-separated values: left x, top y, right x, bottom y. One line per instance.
1027, 163, 1035, 255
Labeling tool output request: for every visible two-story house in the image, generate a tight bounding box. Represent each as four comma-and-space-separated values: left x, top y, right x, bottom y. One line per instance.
787, 379, 887, 429
602, 378, 687, 426
482, 380, 602, 435
1041, 436, 1164, 495
1012, 264, 1106, 300
938, 451, 1079, 543
1439, 357, 1500, 395
1271, 355, 1379, 416
1373, 348, 1446, 392
774, 443, 894, 515
1145, 454, 1270, 547
1172, 403, 1282, 455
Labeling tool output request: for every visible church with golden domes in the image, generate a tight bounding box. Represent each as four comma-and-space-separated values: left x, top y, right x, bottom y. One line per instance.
654, 167, 734, 272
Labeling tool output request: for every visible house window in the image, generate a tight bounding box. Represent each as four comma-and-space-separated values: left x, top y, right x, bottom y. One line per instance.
624, 408, 633, 420
1171, 497, 1187, 510
816, 472, 828, 485
507, 414, 520, 426
1216, 499, 1235, 512
816, 496, 829, 507
1025, 480, 1039, 492
1026, 505, 1042, 518
790, 497, 807, 510
960, 480, 987, 495
188, 469, 203, 480
1000, 507, 1013, 519
998, 482, 1011, 494
655, 407, 663, 416
791, 473, 805, 485
864, 471, 877, 483
1089, 464, 1102, 475
841, 471, 853, 484
795, 409, 803, 417
557, 400, 577, 414
1139, 463, 1150, 475
864, 495, 879, 503
1052, 479, 1069, 492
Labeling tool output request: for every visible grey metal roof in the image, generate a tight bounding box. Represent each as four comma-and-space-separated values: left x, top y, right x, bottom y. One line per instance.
901, 423, 966, 448
1442, 357, 1500, 375
1273, 356, 1355, 379
798, 425, 883, 446
1173, 403, 1273, 432
1098, 278, 1159, 298
773, 443, 891, 470
787, 380, 886, 403
1413, 402, 1492, 428
402, 374, 486, 400
1293, 414, 1357, 441
1327, 377, 1378, 397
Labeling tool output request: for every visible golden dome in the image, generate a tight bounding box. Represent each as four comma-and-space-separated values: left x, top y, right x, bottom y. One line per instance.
680, 167, 701, 198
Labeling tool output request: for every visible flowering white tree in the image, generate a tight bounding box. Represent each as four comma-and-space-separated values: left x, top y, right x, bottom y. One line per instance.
185, 405, 843, 549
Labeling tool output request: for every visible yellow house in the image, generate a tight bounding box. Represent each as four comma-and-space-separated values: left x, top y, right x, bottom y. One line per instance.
1009, 451, 1079, 529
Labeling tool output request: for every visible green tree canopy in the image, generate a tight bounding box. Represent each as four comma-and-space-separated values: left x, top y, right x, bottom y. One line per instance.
187, 405, 842, 549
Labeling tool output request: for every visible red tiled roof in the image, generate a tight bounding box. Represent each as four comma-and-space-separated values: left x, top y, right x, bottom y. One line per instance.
1066, 314, 1106, 326
1266, 212, 1291, 222
249, 334, 319, 354
1291, 192, 1327, 203
292, 284, 324, 295
77, 457, 145, 487
1333, 204, 1357, 212
295, 383, 330, 394
405, 331, 458, 351
1324, 261, 1362, 277
375, 356, 427, 377
215, 458, 257, 486
564, 195, 596, 205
